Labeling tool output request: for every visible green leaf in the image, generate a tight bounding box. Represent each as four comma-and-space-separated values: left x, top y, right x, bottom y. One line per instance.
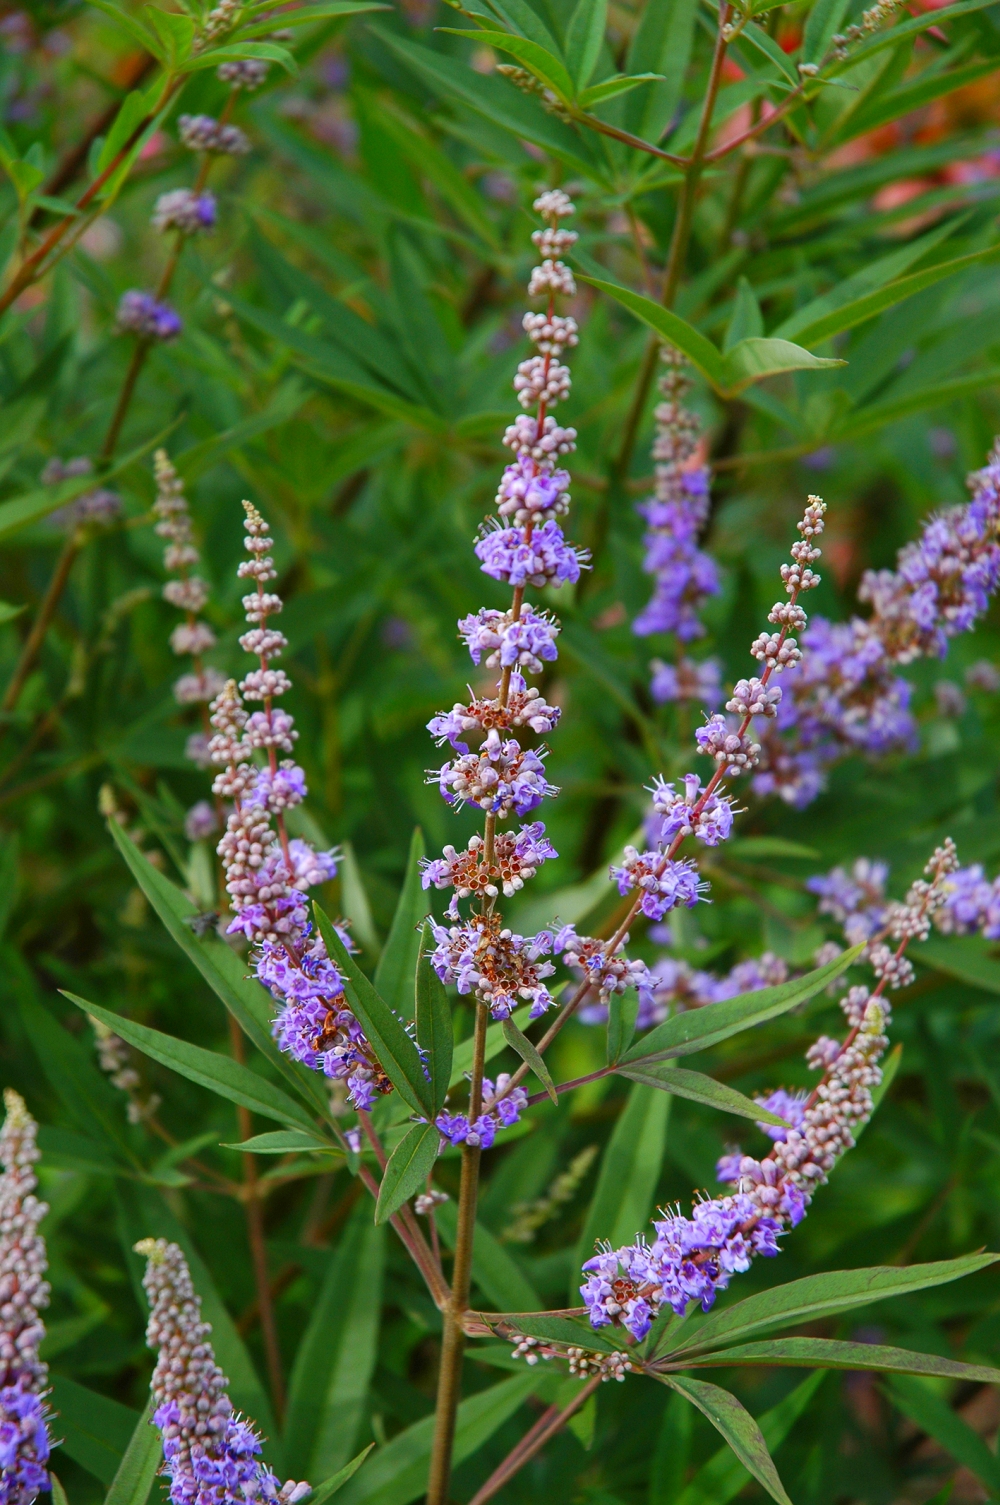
621, 945, 863, 1066
828, 0, 1000, 70
236, 0, 387, 34
372, 110, 500, 250
173, 379, 311, 481
721, 336, 845, 391
64, 993, 319, 1133
86, 0, 162, 55
802, 0, 850, 61
606, 987, 639, 1064
222, 1129, 338, 1155
502, 1018, 556, 1104
834, 368, 1000, 441
723, 278, 764, 352
578, 71, 663, 107
565, 0, 607, 89
0, 601, 25, 626
415, 926, 452, 1115
912, 935, 1000, 995
889, 1375, 1000, 1494
783, 242, 1000, 349
615, 1063, 791, 1126
107, 821, 330, 1118
683, 1336, 1000, 1384
450, 1005, 532, 1085
738, 20, 799, 82
500, 1313, 621, 1352
182, 40, 298, 74
314, 904, 433, 1116
666, 1254, 1000, 1358
375, 1123, 440, 1224
676, 1372, 824, 1505
573, 1082, 669, 1301
333, 1372, 543, 1505
339, 840, 381, 960
19, 996, 137, 1162
285, 1202, 386, 1479
0, 424, 177, 543
441, 28, 575, 101
143, 5, 195, 61
436, 1199, 542, 1312
95, 89, 151, 174
50, 1376, 138, 1486
659, 1376, 792, 1505
102, 1397, 159, 1505
624, 0, 697, 141
578, 274, 725, 384
373, 827, 426, 1016
50, 1476, 69, 1505
380, 34, 596, 173
308, 1448, 375, 1505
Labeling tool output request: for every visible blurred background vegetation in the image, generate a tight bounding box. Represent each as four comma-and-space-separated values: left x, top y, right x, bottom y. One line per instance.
5, 0, 1000, 1499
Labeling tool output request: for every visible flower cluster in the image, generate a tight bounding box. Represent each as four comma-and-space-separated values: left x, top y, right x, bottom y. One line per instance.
428, 914, 556, 1020
90, 1016, 161, 1125
436, 1074, 529, 1148
116, 290, 182, 341
583, 949, 789, 1030
580, 843, 959, 1341
205, 502, 384, 1112
178, 114, 251, 155
136, 1238, 309, 1505
40, 456, 120, 530
152, 189, 217, 236
609, 848, 707, 922
754, 448, 1000, 806
806, 857, 889, 946
0, 1092, 53, 1505
421, 823, 557, 908
633, 346, 721, 708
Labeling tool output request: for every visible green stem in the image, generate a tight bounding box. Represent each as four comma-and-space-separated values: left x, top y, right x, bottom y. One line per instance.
426, 1000, 489, 1505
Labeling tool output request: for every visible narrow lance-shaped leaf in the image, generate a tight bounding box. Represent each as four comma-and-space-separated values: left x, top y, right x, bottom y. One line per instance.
439, 29, 575, 102
314, 904, 433, 1116
889, 1374, 1000, 1494
102, 1396, 160, 1505
622, 944, 864, 1066
373, 826, 425, 1017
676, 1372, 824, 1505
503, 1018, 557, 1104
665, 1253, 1000, 1358
615, 1063, 791, 1126
221, 1129, 338, 1155
64, 994, 319, 1133
678, 1335, 1000, 1384
307, 1447, 375, 1505
375, 1122, 440, 1225
658, 1376, 792, 1505
415, 924, 452, 1114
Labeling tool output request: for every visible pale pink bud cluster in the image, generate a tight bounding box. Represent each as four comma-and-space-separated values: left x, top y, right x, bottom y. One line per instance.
153, 451, 221, 720
0, 1093, 49, 1394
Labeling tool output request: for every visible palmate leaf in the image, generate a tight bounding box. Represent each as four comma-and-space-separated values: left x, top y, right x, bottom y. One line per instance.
621, 944, 864, 1066
663, 1253, 1000, 1359
373, 826, 426, 1017
658, 1375, 792, 1505
677, 1335, 1000, 1384
64, 994, 319, 1133
615, 1062, 791, 1126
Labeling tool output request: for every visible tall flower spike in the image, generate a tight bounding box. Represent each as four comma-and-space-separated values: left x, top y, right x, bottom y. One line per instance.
634, 346, 721, 708
577, 841, 959, 1343
753, 447, 1000, 807
206, 506, 387, 1113
424, 188, 600, 1150
136, 1239, 308, 1505
0, 1091, 53, 1505
153, 451, 224, 776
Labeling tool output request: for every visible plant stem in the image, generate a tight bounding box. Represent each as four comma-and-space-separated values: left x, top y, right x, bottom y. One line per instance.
426, 999, 489, 1505
466, 1374, 603, 1505
613, 4, 733, 482
1, 528, 84, 715
227, 1015, 286, 1421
